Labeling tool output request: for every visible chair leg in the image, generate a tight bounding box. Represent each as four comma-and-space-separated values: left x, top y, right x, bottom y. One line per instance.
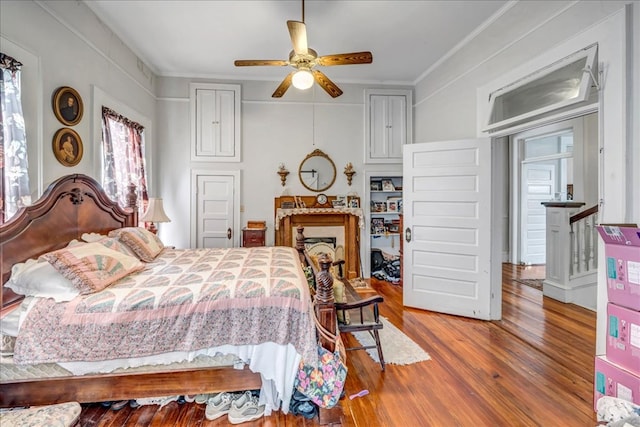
372, 329, 385, 371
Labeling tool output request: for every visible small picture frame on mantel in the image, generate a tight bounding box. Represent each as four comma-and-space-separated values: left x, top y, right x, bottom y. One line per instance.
332, 199, 346, 208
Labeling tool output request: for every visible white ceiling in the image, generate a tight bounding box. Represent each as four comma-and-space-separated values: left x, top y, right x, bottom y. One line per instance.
85, 0, 509, 86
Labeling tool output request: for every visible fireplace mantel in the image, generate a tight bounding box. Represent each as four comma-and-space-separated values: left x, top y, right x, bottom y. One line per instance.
275, 207, 364, 229
274, 204, 362, 279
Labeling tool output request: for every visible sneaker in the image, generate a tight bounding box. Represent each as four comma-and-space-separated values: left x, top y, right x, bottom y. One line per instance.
227, 391, 265, 424
292, 400, 318, 420
205, 392, 235, 421
110, 400, 129, 411
135, 395, 178, 409
194, 394, 210, 404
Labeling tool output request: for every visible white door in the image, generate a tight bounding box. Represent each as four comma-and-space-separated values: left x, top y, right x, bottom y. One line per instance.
520, 163, 555, 264
191, 171, 239, 248
403, 139, 494, 320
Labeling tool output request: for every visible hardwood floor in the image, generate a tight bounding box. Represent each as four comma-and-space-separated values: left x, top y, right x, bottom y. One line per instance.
76, 264, 597, 426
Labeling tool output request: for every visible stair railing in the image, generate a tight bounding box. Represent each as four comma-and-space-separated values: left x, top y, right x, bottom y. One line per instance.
569, 205, 599, 276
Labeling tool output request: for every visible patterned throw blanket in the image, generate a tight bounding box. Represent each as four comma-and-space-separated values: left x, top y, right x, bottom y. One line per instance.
14, 246, 317, 366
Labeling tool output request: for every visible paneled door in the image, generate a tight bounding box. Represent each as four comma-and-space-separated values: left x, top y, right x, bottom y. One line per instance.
520, 163, 555, 264
403, 139, 496, 320
191, 171, 240, 248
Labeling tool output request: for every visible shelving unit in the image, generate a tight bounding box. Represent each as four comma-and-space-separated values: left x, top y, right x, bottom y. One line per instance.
364, 172, 403, 284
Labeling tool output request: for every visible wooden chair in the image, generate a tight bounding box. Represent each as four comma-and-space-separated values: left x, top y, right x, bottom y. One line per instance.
333, 260, 386, 371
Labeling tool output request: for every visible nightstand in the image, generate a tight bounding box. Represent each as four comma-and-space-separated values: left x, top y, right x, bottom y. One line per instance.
242, 227, 266, 247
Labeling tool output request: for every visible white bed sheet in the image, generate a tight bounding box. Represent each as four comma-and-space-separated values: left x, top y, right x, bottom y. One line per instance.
57, 341, 300, 414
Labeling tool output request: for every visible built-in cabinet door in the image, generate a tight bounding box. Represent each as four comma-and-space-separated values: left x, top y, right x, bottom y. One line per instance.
191, 171, 240, 248
365, 89, 412, 164
190, 83, 241, 162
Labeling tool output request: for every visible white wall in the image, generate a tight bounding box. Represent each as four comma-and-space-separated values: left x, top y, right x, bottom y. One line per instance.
0, 0, 155, 193
413, 0, 639, 354
155, 77, 407, 248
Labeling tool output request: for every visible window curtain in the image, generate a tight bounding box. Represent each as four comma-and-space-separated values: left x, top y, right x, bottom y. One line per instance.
101, 106, 148, 215
0, 53, 30, 224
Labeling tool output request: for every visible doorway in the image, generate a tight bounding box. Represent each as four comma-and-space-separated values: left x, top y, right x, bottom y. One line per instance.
509, 118, 587, 266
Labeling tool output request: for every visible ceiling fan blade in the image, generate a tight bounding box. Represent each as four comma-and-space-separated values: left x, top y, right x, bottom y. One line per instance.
312, 70, 343, 98
316, 51, 373, 66
272, 72, 295, 98
234, 60, 288, 67
287, 20, 308, 55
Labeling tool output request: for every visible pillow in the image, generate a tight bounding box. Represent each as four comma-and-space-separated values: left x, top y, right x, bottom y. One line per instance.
95, 236, 137, 257
81, 232, 107, 243
4, 258, 79, 302
42, 242, 144, 295
108, 227, 164, 262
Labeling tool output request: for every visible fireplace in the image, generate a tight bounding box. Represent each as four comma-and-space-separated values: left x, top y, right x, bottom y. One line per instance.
274, 197, 363, 279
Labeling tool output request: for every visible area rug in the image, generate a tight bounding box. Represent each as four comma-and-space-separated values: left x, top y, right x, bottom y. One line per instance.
515, 278, 544, 291
351, 316, 430, 366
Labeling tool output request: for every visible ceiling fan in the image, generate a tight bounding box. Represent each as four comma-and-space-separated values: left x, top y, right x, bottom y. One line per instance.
234, 0, 373, 98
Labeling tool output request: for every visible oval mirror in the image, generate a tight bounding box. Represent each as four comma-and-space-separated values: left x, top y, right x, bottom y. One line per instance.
298, 149, 337, 192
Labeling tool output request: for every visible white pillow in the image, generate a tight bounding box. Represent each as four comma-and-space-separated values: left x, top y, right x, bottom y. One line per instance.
4, 258, 79, 302
81, 232, 107, 243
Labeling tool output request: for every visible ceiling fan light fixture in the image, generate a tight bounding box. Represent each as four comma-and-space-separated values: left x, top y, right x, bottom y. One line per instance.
292, 69, 314, 90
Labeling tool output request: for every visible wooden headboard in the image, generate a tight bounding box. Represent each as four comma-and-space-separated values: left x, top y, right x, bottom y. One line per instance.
0, 174, 137, 308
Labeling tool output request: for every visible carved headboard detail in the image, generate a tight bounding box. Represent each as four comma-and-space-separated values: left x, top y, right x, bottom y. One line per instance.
0, 174, 138, 308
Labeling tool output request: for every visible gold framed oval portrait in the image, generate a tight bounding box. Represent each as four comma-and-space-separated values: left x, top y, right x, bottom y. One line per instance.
52, 86, 83, 126
53, 128, 83, 167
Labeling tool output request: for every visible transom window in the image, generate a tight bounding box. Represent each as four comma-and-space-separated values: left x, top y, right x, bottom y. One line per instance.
486, 44, 598, 133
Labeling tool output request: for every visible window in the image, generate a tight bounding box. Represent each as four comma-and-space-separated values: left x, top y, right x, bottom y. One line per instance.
101, 106, 148, 216
485, 44, 598, 133
0, 53, 30, 224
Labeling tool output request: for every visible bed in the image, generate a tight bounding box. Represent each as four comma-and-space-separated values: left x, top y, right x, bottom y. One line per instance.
0, 174, 340, 422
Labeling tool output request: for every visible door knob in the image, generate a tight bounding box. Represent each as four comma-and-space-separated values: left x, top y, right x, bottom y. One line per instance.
405, 227, 411, 243
227, 228, 232, 239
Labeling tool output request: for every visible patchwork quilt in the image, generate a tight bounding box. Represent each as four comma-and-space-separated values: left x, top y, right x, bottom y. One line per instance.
14, 246, 317, 366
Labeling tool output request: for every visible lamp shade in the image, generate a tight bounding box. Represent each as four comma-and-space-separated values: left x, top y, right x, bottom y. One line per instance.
140, 198, 171, 223
292, 69, 314, 90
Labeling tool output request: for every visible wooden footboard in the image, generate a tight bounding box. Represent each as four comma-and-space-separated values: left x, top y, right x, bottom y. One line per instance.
0, 367, 262, 407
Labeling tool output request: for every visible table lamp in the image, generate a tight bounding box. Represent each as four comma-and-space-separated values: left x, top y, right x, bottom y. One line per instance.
140, 198, 171, 234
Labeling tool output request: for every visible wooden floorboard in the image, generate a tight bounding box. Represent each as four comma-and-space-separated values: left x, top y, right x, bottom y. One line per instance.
73, 264, 597, 426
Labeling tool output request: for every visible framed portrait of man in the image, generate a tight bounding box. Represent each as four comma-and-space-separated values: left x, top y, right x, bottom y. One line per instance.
52, 86, 83, 126
52, 128, 83, 167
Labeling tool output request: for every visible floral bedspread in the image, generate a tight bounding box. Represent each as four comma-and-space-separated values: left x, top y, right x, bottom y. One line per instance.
14, 246, 317, 366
